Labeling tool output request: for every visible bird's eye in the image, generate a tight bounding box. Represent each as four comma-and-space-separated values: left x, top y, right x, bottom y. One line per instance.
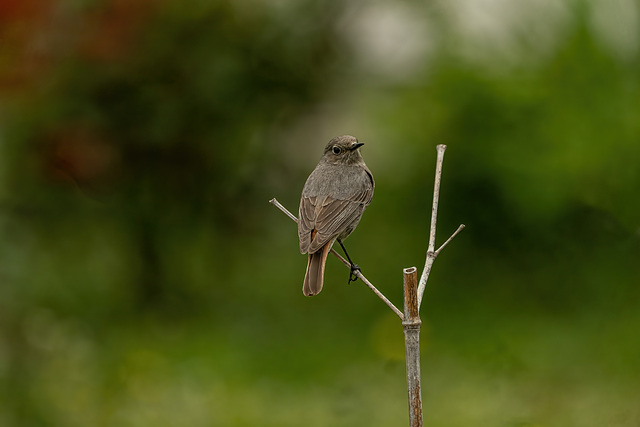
332, 146, 341, 155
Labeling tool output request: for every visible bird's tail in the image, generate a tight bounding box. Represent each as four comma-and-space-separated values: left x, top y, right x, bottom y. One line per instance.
303, 241, 333, 296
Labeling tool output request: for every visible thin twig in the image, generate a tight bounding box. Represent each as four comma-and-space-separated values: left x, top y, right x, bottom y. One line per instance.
427, 145, 446, 254
435, 224, 465, 256
269, 198, 404, 320
269, 198, 298, 223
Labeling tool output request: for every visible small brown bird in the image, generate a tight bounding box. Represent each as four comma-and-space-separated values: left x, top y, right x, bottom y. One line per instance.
298, 135, 375, 296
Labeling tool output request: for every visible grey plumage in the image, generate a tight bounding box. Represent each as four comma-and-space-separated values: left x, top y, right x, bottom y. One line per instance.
298, 135, 374, 296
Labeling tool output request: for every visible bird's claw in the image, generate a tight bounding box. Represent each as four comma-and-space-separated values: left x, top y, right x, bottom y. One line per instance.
348, 264, 361, 284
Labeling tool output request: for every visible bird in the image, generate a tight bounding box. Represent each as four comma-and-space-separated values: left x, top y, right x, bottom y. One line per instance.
298, 135, 374, 296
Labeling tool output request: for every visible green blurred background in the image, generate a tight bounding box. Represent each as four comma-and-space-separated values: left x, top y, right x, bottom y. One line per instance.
1, 0, 639, 425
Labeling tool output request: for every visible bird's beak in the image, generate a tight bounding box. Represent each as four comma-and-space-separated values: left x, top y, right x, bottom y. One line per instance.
350, 142, 365, 151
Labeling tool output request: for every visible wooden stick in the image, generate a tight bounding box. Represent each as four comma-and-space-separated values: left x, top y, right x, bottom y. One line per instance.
402, 267, 422, 427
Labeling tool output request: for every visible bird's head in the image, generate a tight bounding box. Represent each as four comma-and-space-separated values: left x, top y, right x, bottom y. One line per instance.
323, 135, 365, 165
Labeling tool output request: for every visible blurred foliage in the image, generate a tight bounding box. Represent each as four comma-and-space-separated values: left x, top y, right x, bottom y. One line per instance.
1, 0, 639, 426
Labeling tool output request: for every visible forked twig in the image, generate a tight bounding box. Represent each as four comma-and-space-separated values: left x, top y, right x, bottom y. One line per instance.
417, 145, 465, 308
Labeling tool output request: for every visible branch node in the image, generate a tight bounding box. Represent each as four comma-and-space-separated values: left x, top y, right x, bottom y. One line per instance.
402, 321, 422, 329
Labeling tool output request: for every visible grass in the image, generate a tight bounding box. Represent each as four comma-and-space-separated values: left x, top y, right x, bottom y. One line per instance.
3, 302, 639, 427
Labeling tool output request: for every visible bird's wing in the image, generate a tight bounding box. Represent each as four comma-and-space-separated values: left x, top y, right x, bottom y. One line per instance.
298, 195, 318, 254
299, 194, 366, 254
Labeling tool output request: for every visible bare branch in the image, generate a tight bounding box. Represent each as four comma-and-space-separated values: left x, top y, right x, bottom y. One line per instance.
417, 144, 447, 305
270, 197, 404, 320
416, 225, 465, 310
417, 252, 436, 310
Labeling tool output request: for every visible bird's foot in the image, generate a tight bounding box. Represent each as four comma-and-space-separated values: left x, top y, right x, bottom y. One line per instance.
348, 264, 361, 284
